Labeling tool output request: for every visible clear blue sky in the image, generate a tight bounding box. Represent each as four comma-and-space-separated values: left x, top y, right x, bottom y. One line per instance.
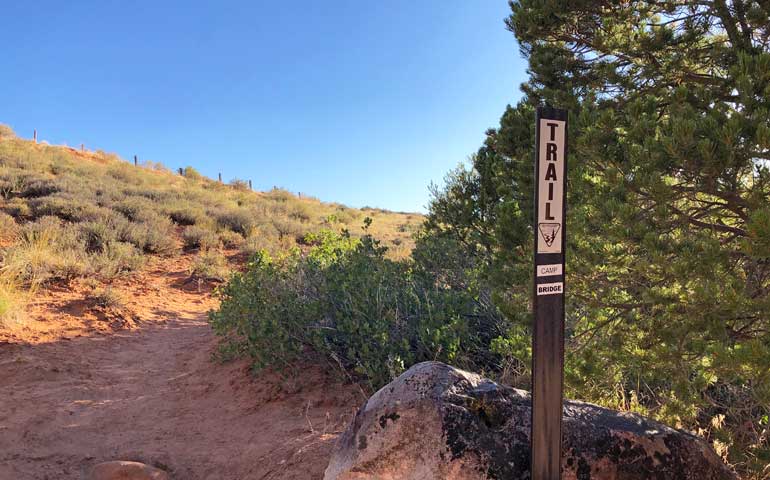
1, 1, 526, 212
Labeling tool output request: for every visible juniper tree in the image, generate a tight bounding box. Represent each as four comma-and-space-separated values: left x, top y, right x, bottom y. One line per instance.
426, 1, 770, 473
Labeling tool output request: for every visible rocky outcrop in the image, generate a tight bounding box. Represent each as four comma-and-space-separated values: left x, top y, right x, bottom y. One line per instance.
88, 461, 169, 480
325, 362, 736, 480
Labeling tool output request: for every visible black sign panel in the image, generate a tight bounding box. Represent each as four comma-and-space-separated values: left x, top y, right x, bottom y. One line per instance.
531, 106, 567, 480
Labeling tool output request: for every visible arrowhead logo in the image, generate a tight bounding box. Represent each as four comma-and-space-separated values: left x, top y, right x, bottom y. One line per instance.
538, 223, 561, 247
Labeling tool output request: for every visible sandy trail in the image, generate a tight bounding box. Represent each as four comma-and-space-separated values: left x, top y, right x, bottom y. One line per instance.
0, 256, 361, 480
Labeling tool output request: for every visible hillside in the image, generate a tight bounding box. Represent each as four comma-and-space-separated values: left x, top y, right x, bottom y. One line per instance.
0, 125, 421, 339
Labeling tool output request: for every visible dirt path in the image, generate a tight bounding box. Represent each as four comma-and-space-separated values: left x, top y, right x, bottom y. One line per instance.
0, 256, 361, 479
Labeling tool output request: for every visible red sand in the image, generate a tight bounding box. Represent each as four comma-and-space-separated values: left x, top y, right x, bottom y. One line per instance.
0, 254, 363, 479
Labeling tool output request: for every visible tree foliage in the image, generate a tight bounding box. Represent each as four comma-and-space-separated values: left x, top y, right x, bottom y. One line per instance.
425, 1, 770, 474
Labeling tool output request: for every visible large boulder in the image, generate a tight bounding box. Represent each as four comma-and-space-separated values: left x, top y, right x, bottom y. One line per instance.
325, 362, 736, 480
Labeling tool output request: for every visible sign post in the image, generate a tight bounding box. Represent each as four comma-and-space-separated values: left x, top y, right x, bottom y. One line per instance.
531, 106, 567, 480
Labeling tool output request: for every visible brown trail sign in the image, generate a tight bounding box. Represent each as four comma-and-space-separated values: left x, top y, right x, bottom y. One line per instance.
531, 106, 567, 480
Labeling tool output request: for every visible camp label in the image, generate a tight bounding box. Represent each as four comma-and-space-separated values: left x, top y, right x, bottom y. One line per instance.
536, 263, 562, 277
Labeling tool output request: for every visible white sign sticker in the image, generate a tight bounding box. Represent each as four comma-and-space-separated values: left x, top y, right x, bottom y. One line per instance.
536, 263, 562, 277
537, 118, 566, 254
536, 282, 563, 296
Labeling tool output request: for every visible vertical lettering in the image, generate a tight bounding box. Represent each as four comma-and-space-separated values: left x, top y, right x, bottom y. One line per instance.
545, 202, 554, 220
545, 163, 557, 181
547, 122, 558, 141
537, 117, 565, 255
546, 143, 557, 161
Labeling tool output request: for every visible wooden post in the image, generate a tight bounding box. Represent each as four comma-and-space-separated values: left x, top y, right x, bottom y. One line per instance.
248, 180, 252, 190
134, 155, 138, 166
33, 129, 37, 143
80, 143, 85, 152
531, 106, 568, 480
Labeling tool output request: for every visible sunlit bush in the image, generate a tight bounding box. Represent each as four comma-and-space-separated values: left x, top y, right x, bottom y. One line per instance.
182, 225, 219, 251
190, 250, 230, 282
210, 227, 477, 390
215, 207, 256, 236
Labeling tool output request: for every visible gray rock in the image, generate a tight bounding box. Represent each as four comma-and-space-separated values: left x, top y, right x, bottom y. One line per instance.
325, 361, 736, 480
88, 461, 169, 480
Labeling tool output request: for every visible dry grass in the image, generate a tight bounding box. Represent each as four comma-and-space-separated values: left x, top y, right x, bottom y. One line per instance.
90, 286, 125, 309
0, 272, 27, 328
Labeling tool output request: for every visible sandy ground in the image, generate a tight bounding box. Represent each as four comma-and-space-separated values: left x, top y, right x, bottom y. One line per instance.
0, 255, 363, 479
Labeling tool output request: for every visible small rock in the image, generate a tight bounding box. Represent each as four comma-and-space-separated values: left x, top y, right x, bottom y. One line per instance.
88, 461, 169, 480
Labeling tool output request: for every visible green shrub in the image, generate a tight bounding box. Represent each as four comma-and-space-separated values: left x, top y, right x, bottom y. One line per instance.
29, 194, 106, 222
218, 229, 244, 249
0, 198, 31, 219
113, 197, 159, 222
240, 223, 297, 257
271, 217, 307, 241
289, 202, 314, 222
90, 286, 125, 309
210, 229, 475, 390
0, 168, 25, 196
240, 234, 268, 257
325, 208, 359, 226
190, 250, 230, 282
0, 180, 14, 200
120, 216, 176, 255
168, 205, 206, 226
19, 177, 61, 198
106, 163, 142, 184
0, 212, 18, 242
90, 241, 145, 278
182, 225, 218, 251
215, 208, 255, 235
80, 217, 122, 253
124, 186, 178, 203
183, 166, 203, 181
141, 218, 177, 255
265, 187, 294, 202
